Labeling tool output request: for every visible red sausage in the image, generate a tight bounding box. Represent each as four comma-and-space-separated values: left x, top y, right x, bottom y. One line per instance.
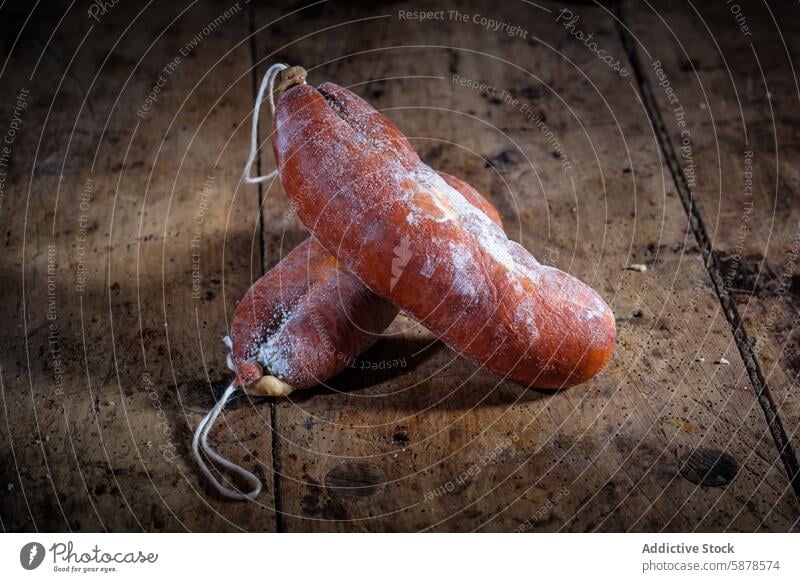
273, 74, 615, 388
231, 172, 503, 396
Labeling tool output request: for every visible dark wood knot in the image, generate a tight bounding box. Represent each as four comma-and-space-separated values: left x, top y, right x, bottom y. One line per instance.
678, 448, 738, 487
324, 462, 387, 498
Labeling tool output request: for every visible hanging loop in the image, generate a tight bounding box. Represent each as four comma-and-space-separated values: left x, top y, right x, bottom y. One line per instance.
191, 337, 262, 500
243, 62, 289, 184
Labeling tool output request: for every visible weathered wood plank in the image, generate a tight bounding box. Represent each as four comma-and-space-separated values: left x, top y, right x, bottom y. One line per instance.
253, 0, 800, 531
0, 0, 277, 531
3, 0, 798, 533
624, 0, 800, 493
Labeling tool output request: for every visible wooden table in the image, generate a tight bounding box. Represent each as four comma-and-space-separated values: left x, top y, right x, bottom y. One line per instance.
1, 0, 799, 532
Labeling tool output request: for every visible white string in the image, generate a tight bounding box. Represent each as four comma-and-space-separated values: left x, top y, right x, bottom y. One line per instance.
243, 62, 288, 184
199, 61, 303, 498
191, 336, 262, 500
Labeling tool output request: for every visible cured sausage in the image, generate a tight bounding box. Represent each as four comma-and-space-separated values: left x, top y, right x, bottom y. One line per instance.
230, 172, 503, 396
272, 71, 615, 388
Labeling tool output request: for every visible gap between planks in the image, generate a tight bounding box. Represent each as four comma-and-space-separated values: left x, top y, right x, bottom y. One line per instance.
615, 1, 800, 498
248, 1, 284, 532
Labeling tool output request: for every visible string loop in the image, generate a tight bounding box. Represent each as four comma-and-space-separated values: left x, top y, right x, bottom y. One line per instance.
191, 336, 262, 500
197, 61, 308, 499
243, 62, 289, 184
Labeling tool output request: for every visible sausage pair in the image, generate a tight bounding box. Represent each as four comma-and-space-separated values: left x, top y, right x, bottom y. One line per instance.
231, 173, 502, 395
232, 67, 615, 393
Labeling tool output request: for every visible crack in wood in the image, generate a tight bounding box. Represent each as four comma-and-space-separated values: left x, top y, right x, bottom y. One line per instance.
615, 1, 800, 498
249, 1, 284, 532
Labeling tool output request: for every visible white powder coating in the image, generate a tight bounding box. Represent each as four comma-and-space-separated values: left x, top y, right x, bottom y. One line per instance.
259, 325, 329, 382
274, 83, 615, 387
258, 328, 293, 379
255, 280, 337, 380
399, 161, 543, 287
446, 240, 479, 301
240, 283, 303, 381
279, 91, 594, 313
390, 159, 552, 336
231, 236, 398, 391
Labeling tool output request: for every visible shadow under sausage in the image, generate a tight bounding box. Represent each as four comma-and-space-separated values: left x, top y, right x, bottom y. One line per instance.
292, 335, 443, 400
289, 335, 554, 411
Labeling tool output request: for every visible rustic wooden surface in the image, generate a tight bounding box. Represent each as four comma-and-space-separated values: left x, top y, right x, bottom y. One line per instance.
625, 0, 800, 496
0, 0, 277, 532
1, 0, 799, 532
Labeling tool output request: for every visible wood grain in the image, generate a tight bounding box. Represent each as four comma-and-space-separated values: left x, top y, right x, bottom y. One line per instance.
0, 0, 276, 531
624, 0, 800, 494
